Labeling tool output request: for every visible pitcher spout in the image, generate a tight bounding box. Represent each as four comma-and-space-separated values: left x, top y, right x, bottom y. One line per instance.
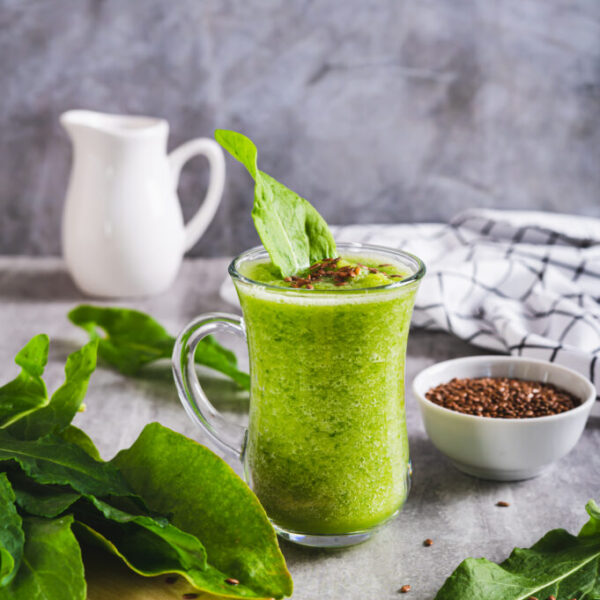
60, 109, 168, 142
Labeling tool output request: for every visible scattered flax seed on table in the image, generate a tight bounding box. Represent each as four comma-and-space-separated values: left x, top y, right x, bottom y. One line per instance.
423, 538, 433, 546
496, 501, 510, 507
425, 377, 579, 418
399, 584, 411, 593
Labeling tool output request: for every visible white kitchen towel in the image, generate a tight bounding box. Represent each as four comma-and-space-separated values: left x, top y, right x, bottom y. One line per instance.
220, 209, 600, 401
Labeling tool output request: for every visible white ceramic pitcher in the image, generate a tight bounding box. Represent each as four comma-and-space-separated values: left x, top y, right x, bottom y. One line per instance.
61, 110, 225, 297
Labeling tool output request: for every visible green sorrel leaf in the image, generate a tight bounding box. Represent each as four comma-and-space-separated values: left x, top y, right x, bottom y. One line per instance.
0, 335, 49, 428
0, 473, 23, 586
74, 495, 211, 571
434, 500, 600, 600
215, 129, 336, 278
59, 425, 102, 461
8, 470, 80, 519
113, 422, 293, 599
75, 521, 264, 599
580, 499, 600, 538
0, 430, 134, 500
10, 473, 272, 599
0, 516, 86, 600
14, 486, 80, 519
68, 305, 249, 390
7, 341, 98, 441
75, 495, 267, 598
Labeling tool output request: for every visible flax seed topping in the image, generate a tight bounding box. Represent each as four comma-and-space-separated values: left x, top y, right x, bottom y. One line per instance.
287, 258, 363, 288
240, 254, 411, 291
283, 257, 404, 289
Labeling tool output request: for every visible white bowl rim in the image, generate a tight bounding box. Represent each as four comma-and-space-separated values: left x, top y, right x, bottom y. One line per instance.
412, 355, 597, 424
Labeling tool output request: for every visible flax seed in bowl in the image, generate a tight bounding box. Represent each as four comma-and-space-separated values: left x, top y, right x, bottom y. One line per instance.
425, 376, 581, 419
412, 356, 596, 481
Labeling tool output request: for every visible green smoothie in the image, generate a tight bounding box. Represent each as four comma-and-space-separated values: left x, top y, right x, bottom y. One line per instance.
234, 252, 420, 535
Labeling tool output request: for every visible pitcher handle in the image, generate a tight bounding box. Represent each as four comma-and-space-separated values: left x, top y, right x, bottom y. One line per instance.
169, 138, 225, 252
172, 313, 247, 462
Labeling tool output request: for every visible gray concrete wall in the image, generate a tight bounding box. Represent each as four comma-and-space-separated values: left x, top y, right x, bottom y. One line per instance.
1, 0, 599, 257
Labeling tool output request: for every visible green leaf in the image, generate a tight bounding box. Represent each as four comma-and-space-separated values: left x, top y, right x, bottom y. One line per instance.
215, 129, 336, 278
580, 499, 600, 538
75, 496, 267, 598
0, 335, 49, 429
74, 495, 212, 572
434, 500, 600, 600
7, 341, 98, 441
14, 485, 80, 519
0, 473, 23, 586
68, 305, 174, 374
8, 470, 81, 519
0, 516, 86, 600
59, 425, 102, 461
0, 430, 134, 500
75, 521, 264, 599
68, 305, 249, 389
113, 423, 293, 599
9, 471, 276, 598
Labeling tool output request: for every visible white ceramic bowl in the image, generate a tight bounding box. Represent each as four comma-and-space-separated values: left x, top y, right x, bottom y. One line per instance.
413, 356, 597, 481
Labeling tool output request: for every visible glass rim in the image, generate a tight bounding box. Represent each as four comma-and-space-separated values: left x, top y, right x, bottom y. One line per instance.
228, 242, 426, 294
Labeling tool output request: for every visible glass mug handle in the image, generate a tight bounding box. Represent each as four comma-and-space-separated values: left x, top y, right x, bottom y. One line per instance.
172, 313, 247, 462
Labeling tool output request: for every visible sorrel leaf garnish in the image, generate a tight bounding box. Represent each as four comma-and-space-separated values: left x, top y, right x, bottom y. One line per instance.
68, 305, 250, 390
113, 422, 294, 599
215, 129, 336, 278
0, 473, 23, 586
0, 335, 291, 599
434, 500, 600, 600
0, 516, 86, 600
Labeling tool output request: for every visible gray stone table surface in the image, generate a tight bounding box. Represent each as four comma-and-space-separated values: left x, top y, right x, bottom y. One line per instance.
0, 256, 598, 599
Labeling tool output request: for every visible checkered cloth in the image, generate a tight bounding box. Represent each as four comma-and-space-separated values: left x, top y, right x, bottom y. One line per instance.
334, 209, 600, 402
220, 209, 600, 401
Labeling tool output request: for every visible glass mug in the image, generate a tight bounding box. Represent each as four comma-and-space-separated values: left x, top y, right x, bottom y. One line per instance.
172, 243, 425, 547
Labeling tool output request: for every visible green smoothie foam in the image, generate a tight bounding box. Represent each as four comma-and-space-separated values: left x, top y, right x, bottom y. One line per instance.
235, 253, 418, 535
243, 257, 409, 290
